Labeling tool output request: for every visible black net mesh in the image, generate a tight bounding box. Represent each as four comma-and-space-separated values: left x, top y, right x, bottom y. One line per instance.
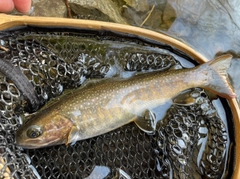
0, 27, 235, 179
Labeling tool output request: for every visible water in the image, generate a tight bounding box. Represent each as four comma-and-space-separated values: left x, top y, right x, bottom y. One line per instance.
165, 0, 240, 106
2, 0, 239, 178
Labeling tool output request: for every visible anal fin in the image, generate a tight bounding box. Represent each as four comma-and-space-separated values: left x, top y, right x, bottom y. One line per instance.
173, 89, 196, 106
173, 88, 218, 106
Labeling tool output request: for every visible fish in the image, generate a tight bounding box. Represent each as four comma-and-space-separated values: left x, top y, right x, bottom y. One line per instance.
15, 54, 235, 149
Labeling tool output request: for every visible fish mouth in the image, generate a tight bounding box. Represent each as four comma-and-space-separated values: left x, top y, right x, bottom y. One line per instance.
16, 137, 66, 149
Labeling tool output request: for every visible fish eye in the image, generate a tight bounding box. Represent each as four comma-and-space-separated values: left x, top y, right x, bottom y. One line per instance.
26, 126, 42, 138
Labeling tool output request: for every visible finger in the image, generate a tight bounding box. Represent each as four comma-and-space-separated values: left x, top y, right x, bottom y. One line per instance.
13, 0, 31, 13
0, 0, 14, 13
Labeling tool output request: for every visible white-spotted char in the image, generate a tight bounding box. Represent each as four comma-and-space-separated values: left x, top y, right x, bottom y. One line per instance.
16, 54, 235, 149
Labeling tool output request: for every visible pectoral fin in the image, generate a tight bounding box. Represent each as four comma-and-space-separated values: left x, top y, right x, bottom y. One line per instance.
134, 110, 156, 134
66, 125, 78, 146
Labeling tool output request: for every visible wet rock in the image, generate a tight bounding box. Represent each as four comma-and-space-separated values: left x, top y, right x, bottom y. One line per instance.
121, 1, 169, 30
143, 5, 163, 29
121, 5, 143, 26
123, 0, 150, 12
70, 3, 111, 22
68, 0, 128, 24
31, 0, 66, 17
161, 2, 176, 30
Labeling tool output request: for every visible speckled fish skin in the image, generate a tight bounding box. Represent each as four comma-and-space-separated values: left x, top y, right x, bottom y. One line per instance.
16, 54, 235, 149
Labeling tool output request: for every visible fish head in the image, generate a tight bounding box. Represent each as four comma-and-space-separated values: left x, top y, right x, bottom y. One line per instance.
16, 111, 74, 149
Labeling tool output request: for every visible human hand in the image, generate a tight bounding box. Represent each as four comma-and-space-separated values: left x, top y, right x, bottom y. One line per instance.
0, 0, 31, 13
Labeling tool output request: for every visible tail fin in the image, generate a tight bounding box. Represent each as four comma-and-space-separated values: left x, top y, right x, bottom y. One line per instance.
202, 54, 235, 99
